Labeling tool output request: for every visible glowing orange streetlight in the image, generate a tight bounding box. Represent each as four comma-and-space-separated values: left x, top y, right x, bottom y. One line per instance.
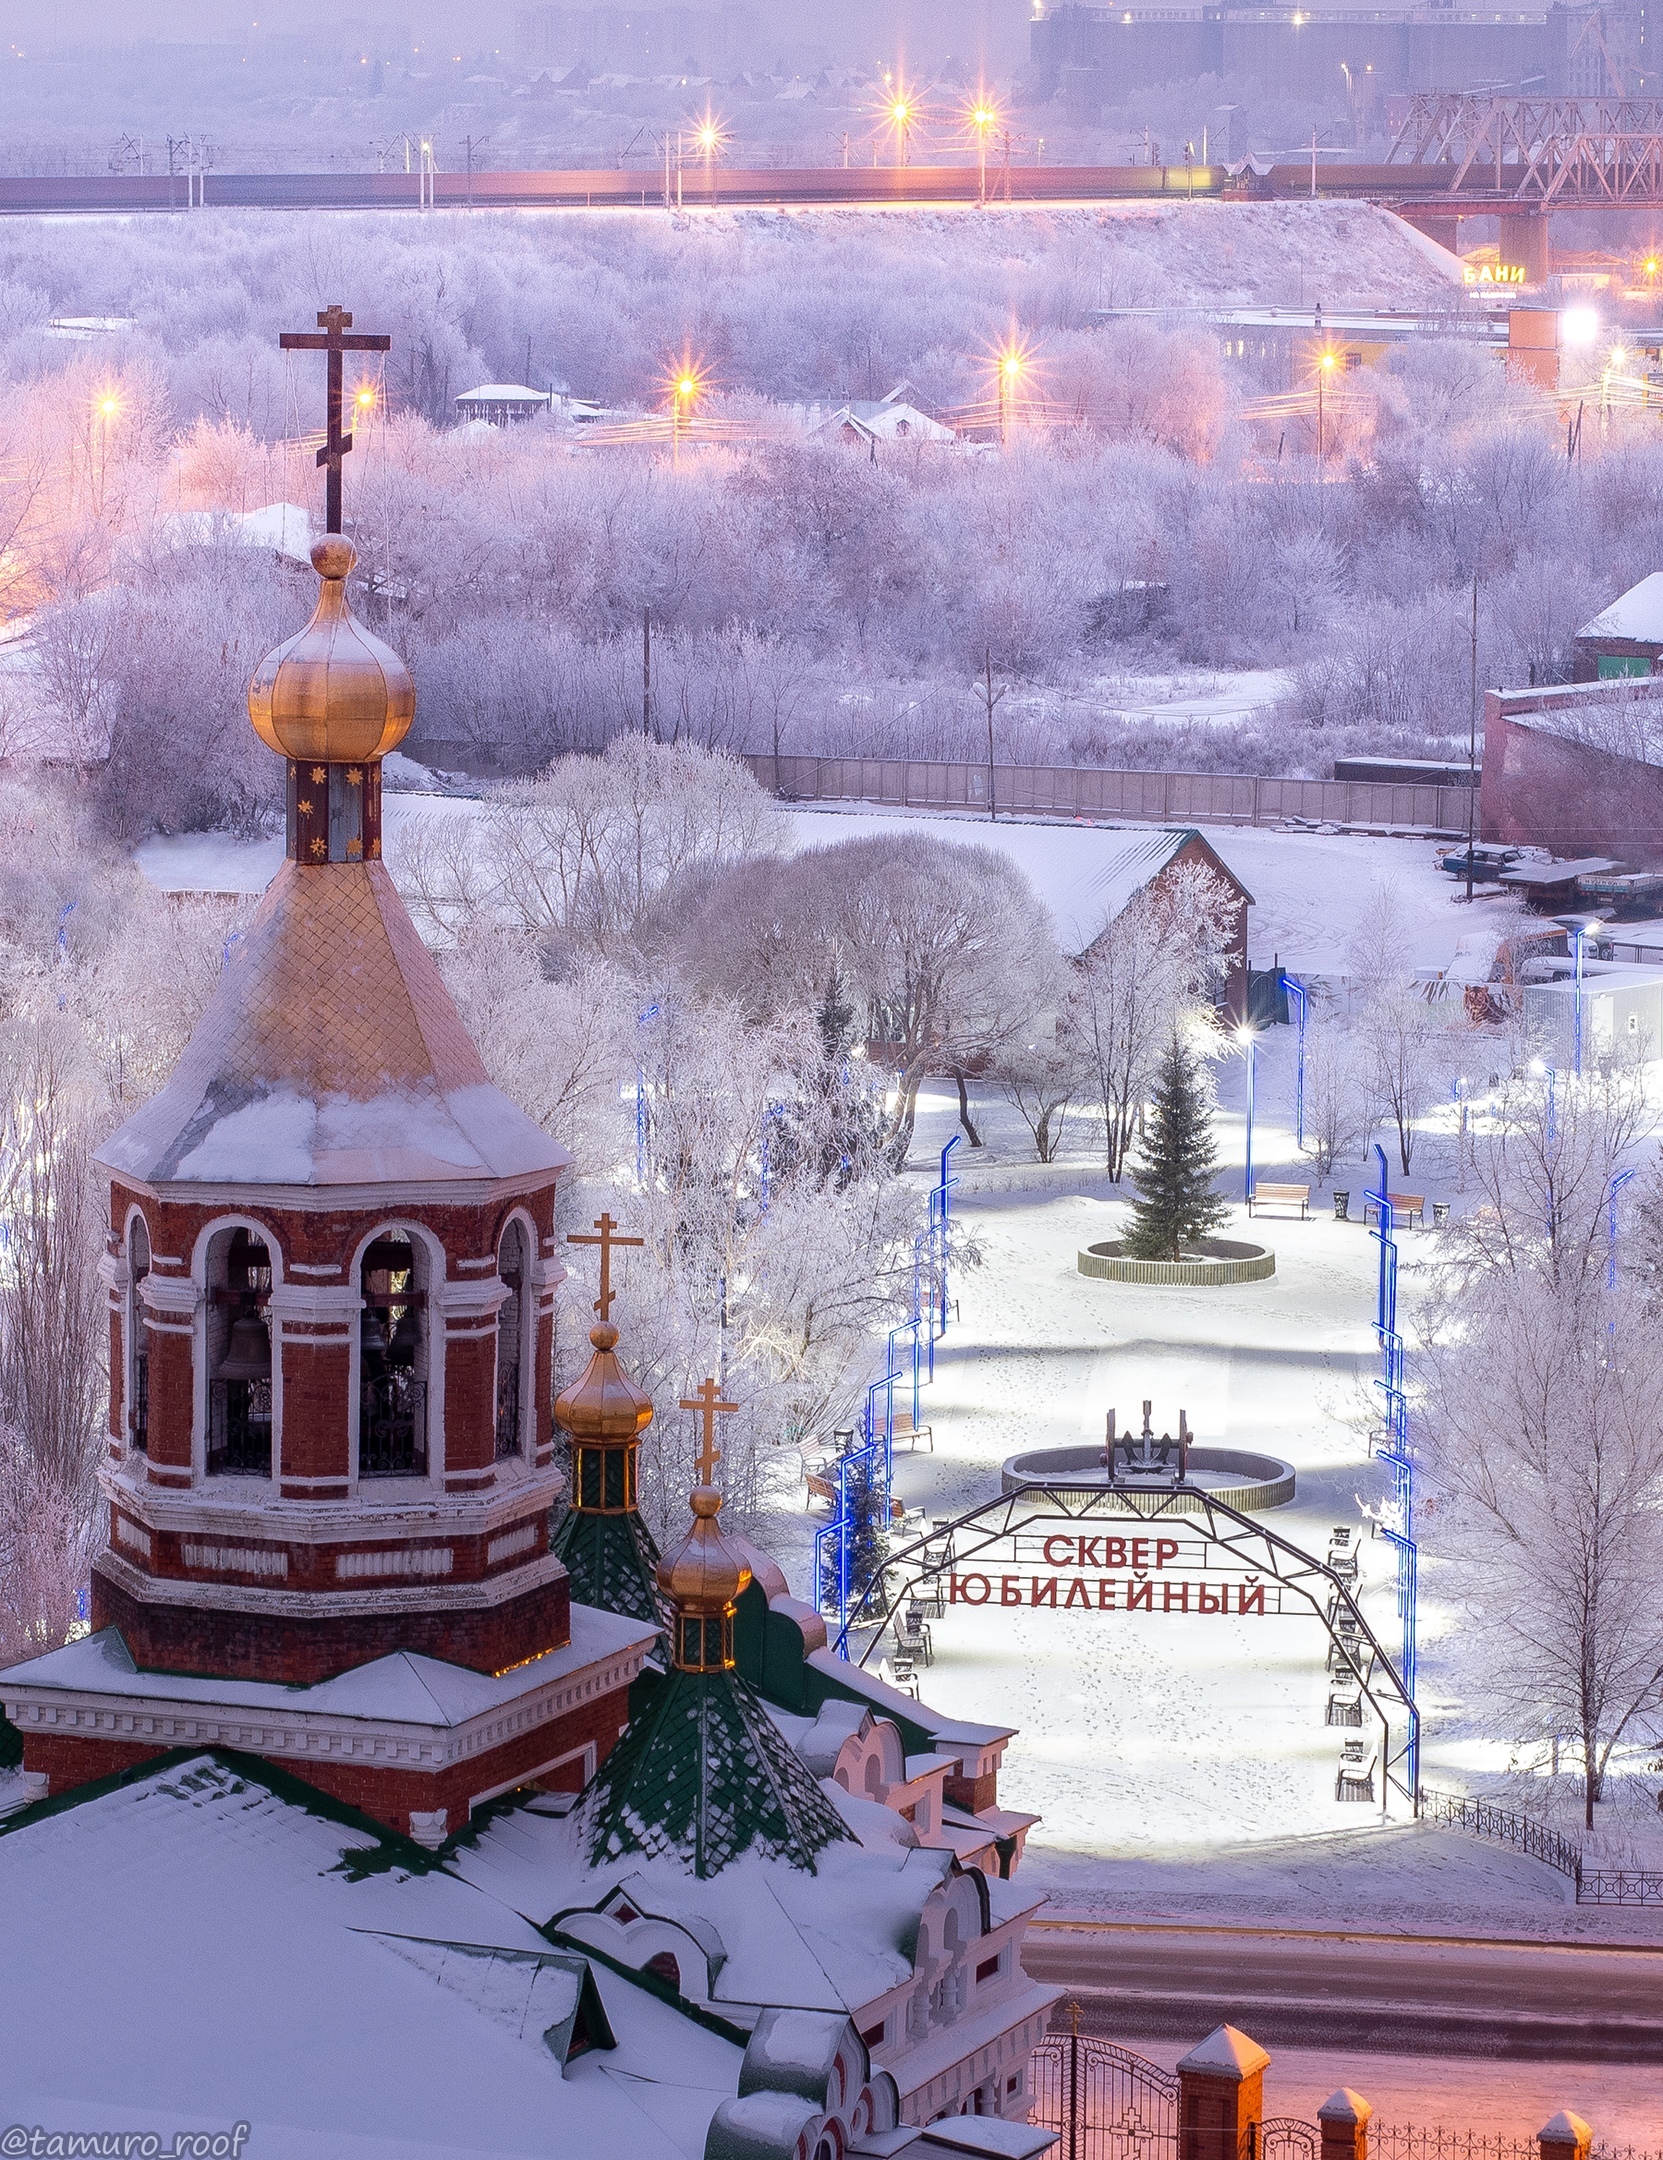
995, 343, 1026, 446
1315, 346, 1338, 474
692, 111, 726, 204
665, 359, 705, 465
889, 92, 915, 168
968, 94, 999, 201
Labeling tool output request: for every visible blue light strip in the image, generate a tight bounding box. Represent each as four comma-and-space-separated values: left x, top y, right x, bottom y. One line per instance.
1280, 973, 1308, 1151
1367, 1139, 1418, 1793
822, 1134, 960, 1655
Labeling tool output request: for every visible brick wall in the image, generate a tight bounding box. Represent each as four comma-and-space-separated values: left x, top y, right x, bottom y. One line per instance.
91, 1566, 571, 1683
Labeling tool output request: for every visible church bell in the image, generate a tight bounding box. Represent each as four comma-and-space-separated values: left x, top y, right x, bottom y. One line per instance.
216, 1311, 272, 1383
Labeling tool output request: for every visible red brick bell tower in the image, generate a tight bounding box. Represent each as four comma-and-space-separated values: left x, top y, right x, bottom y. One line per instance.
0, 500, 655, 1845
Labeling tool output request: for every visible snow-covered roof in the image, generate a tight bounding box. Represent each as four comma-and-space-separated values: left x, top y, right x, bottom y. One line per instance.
1, 1609, 655, 1733
456, 383, 552, 405
96, 857, 568, 1190
0, 1755, 746, 2154
1578, 572, 1663, 646
157, 501, 314, 568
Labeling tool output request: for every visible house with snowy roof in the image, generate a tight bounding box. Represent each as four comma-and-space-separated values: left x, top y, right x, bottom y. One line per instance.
1481, 678, 1663, 866
1059, 826, 1252, 1002
811, 384, 958, 451
0, 423, 1060, 2148
1572, 571, 1663, 679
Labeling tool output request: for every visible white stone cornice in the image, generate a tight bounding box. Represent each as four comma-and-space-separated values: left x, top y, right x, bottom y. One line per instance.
98, 1254, 132, 1294
0, 1643, 647, 1776
267, 1283, 362, 1325
141, 1276, 201, 1318
432, 1276, 510, 1323
99, 1170, 563, 1214
92, 1545, 566, 1619
99, 1457, 564, 1540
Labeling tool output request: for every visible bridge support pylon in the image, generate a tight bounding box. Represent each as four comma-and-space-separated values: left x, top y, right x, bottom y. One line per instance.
1499, 208, 1551, 284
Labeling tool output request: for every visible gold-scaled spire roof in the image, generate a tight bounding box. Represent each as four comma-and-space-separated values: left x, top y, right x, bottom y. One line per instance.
94, 520, 567, 1192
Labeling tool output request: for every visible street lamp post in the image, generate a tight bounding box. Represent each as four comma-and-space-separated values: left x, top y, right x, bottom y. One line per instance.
1280, 973, 1308, 1150
997, 349, 1022, 446
891, 98, 912, 168
971, 100, 996, 203
1552, 913, 1604, 1073
1236, 1022, 1258, 1203
1316, 347, 1337, 474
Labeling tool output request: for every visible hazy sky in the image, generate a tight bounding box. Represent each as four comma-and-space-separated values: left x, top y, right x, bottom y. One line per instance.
10, 0, 1030, 66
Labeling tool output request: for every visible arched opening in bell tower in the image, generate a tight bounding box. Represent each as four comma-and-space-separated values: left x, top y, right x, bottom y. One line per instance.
496, 1219, 529, 1461
206, 1225, 273, 1477
359, 1231, 428, 1478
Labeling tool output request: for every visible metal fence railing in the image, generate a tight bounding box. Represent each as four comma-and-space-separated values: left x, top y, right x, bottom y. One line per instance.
742, 754, 1476, 833
1422, 1784, 1663, 1904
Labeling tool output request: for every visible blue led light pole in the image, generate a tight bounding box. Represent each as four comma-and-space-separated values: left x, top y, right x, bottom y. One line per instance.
1235, 1023, 1258, 1202
1280, 972, 1308, 1151
1553, 914, 1603, 1074
1367, 1140, 1418, 1797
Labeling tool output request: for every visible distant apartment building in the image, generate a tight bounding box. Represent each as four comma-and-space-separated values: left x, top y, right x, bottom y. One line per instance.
514, 4, 757, 72
1030, 0, 1643, 112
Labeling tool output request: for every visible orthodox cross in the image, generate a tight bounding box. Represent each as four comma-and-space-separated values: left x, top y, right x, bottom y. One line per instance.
567, 1212, 643, 1325
279, 303, 390, 534
681, 1377, 738, 1486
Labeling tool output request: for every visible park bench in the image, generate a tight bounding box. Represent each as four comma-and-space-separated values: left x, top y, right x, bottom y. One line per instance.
896, 1606, 934, 1667
893, 1407, 935, 1453
1335, 1741, 1378, 1802
882, 1656, 920, 1700
1326, 1687, 1365, 1728
1247, 1183, 1310, 1219
1328, 1545, 1360, 1584
1364, 1193, 1427, 1228
806, 1473, 837, 1510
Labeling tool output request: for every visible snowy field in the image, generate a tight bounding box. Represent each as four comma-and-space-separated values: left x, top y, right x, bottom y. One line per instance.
139, 792, 1519, 983
786, 805, 1517, 976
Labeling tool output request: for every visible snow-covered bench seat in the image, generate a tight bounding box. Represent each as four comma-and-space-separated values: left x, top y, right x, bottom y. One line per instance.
1248, 1182, 1310, 1219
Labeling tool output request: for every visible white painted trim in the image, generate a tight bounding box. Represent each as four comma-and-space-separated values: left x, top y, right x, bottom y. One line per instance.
1, 1647, 645, 1775
92, 1544, 561, 1619
92, 1169, 568, 1213
98, 1457, 563, 1541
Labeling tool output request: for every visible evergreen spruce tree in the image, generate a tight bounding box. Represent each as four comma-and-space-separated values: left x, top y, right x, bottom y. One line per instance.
1124, 1035, 1230, 1261
818, 1437, 890, 1621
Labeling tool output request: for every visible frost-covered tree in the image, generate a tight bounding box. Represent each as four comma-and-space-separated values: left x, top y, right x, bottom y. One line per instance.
1420, 1267, 1663, 1828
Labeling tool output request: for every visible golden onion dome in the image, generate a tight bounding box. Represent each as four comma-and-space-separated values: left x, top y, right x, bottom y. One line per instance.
656, 1486, 751, 1618
554, 1323, 654, 1444
247, 536, 415, 764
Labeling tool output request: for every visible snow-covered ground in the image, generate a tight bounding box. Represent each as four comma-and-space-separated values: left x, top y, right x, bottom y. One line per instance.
758, 1058, 1663, 1948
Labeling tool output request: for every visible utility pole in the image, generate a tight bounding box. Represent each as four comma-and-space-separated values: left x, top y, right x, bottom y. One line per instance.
980, 649, 1006, 821
642, 609, 653, 736
1465, 576, 1479, 903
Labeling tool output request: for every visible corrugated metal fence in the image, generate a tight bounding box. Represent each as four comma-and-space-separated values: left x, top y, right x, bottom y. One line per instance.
742, 754, 1475, 835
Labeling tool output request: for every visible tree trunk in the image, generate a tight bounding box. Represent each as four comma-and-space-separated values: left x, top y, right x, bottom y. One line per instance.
953, 1071, 982, 1148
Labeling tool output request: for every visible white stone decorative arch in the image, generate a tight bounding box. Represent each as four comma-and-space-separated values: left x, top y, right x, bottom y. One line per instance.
495, 1205, 539, 1462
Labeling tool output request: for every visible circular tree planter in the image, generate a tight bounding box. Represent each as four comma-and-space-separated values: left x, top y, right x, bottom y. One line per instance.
1076, 1238, 1275, 1287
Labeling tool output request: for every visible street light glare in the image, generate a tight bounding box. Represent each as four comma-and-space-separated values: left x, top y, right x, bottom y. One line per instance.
98, 396, 118, 416
1318, 350, 1337, 371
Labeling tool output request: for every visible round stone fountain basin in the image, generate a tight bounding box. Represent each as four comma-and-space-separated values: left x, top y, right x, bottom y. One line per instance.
1000, 1443, 1296, 1513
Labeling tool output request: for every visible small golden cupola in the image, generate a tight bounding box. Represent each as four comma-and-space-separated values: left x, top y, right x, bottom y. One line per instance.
248, 536, 415, 867
658, 1484, 751, 1674
552, 1215, 664, 1631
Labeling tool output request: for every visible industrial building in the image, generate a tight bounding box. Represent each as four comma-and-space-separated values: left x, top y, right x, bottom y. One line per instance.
1030, 2, 1643, 115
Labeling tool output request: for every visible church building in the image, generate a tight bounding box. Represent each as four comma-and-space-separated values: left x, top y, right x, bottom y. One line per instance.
0, 321, 1059, 2156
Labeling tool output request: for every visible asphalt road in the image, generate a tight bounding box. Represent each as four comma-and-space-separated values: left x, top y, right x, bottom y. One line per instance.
1022, 1923, 1663, 2065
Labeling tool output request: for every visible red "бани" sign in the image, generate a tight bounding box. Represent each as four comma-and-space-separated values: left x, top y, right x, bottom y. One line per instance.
948, 1573, 1276, 1615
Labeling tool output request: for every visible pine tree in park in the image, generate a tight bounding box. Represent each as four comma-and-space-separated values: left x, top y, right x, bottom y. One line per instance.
1124, 1036, 1230, 1261
819, 1439, 890, 1621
